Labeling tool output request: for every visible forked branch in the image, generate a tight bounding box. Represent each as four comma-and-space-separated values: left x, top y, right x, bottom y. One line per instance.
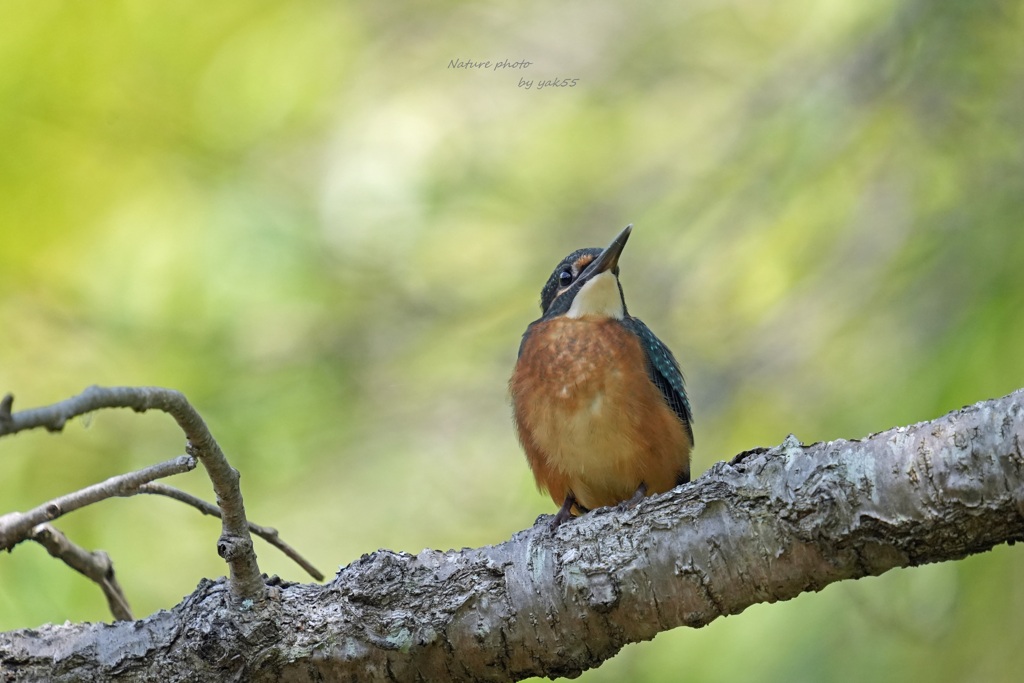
0, 386, 264, 602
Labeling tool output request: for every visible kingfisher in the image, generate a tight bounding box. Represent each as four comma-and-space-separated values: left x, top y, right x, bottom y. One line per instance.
510, 224, 694, 529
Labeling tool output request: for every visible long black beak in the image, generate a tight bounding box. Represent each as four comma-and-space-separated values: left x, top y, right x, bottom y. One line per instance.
582, 224, 632, 278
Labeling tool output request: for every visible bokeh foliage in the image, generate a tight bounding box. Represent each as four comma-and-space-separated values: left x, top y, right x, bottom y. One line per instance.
2, 1, 1023, 681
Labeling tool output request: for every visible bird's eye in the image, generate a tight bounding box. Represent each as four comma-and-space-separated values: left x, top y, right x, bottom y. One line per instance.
558, 270, 574, 287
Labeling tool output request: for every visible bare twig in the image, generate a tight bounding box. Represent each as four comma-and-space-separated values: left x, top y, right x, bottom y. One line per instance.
0, 455, 196, 551
0, 393, 12, 427
0, 386, 265, 602
137, 482, 325, 581
30, 523, 133, 621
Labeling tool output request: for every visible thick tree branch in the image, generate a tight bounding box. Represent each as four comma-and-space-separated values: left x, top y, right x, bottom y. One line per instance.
2, 390, 1023, 682
0, 386, 264, 602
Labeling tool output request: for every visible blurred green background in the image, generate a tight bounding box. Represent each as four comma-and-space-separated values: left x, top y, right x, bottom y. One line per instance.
2, 0, 1023, 680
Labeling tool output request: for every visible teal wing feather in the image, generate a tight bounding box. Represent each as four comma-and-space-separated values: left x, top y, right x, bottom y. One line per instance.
621, 316, 694, 445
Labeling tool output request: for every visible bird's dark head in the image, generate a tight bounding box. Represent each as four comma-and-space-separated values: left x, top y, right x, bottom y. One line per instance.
539, 224, 632, 319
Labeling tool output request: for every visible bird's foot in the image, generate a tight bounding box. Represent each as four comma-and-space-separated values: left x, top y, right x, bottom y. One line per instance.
617, 482, 648, 511
548, 492, 580, 531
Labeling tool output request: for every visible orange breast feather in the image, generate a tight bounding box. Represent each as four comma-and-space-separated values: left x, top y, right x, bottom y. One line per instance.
510, 316, 690, 512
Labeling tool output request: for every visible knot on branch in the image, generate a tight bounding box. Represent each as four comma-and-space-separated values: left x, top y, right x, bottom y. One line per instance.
218, 534, 254, 562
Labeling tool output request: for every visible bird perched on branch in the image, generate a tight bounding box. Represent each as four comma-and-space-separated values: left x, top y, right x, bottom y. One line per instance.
510, 224, 693, 529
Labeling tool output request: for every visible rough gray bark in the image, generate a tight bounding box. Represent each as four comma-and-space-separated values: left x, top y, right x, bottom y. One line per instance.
2, 390, 1023, 682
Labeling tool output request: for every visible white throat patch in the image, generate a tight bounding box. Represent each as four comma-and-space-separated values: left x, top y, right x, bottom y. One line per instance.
565, 271, 624, 319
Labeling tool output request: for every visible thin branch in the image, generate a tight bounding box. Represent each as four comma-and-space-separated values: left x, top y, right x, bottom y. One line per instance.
0, 455, 196, 551
136, 482, 325, 582
29, 524, 133, 622
0, 393, 12, 428
0, 386, 265, 602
